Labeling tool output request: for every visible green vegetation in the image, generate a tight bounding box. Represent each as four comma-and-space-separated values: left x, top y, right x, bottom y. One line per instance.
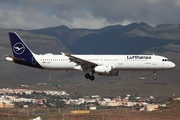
167, 100, 180, 108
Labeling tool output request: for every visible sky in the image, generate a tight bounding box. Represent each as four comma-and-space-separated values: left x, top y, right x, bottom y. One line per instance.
0, 0, 180, 30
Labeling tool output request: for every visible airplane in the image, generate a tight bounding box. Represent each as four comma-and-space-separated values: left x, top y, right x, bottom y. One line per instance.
5, 32, 175, 81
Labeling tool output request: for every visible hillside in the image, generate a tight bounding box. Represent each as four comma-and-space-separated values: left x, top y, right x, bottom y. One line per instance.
1, 22, 180, 96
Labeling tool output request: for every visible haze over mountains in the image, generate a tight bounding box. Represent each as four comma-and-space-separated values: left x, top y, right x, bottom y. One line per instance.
1, 22, 180, 90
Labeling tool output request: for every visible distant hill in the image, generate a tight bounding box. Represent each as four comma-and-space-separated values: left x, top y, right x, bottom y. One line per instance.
1, 22, 180, 96
71, 22, 180, 54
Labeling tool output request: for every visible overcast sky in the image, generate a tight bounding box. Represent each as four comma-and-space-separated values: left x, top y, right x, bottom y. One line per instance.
0, 0, 180, 30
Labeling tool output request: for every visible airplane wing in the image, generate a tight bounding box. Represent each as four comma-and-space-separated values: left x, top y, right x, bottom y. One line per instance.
61, 52, 97, 68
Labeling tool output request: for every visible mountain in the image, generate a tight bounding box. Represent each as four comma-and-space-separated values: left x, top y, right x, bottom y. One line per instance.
27, 22, 180, 54
1, 22, 180, 95
71, 22, 180, 54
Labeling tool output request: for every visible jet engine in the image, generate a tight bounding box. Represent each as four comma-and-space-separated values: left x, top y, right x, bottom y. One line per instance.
94, 65, 112, 73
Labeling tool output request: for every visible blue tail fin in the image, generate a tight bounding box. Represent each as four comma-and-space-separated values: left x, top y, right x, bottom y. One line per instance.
8, 32, 43, 69
9, 32, 33, 58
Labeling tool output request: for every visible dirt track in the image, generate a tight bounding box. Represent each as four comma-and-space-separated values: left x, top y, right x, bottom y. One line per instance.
51, 108, 180, 120
1, 107, 180, 120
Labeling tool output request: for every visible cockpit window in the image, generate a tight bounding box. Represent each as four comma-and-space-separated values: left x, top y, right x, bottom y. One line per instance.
162, 59, 169, 61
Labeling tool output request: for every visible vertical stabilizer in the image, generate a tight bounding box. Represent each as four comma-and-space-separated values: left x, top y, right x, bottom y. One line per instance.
9, 32, 33, 58
7, 32, 42, 69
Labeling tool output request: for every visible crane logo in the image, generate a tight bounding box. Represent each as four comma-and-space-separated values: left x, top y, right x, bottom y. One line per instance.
13, 43, 25, 55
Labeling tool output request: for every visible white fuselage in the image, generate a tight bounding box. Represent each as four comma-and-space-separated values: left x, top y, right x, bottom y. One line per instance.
33, 54, 175, 71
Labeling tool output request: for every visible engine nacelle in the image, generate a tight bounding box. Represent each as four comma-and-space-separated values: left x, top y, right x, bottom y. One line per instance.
94, 65, 112, 73
98, 71, 119, 76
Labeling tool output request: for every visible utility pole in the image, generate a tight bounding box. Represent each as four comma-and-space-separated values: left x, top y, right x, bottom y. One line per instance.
63, 114, 65, 120
102, 113, 104, 120
9, 110, 10, 119
59, 107, 61, 114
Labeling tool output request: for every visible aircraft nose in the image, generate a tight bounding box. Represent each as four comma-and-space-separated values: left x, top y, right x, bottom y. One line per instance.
170, 62, 176, 68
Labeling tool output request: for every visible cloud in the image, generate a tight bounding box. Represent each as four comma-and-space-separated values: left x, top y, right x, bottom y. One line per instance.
0, 0, 180, 30
85, 0, 180, 24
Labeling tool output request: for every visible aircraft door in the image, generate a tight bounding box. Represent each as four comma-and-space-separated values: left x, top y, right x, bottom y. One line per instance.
118, 58, 123, 65
152, 56, 157, 65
